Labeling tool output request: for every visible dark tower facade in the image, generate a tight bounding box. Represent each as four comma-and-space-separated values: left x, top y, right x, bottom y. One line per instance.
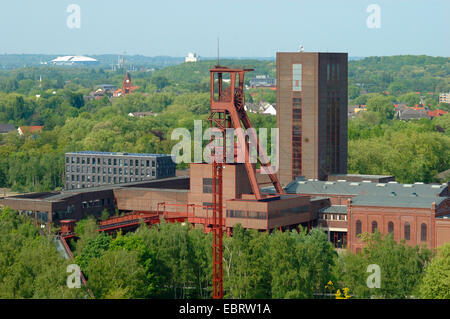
276, 52, 348, 184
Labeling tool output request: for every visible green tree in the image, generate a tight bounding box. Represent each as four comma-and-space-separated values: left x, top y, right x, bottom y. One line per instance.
339, 232, 431, 298
417, 243, 450, 299
366, 95, 395, 122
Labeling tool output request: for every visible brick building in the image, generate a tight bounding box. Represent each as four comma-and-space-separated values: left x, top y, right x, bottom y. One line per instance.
280, 179, 450, 250
276, 52, 348, 184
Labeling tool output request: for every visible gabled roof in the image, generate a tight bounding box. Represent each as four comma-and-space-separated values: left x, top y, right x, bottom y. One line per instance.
427, 109, 447, 117
18, 126, 43, 134
281, 180, 448, 209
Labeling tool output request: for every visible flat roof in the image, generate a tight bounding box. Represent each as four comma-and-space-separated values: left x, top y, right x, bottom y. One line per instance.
4, 176, 190, 202
66, 151, 173, 158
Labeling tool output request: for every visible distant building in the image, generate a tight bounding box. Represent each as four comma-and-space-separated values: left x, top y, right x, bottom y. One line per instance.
244, 102, 275, 114
249, 75, 276, 88
17, 126, 43, 136
64, 151, 176, 190
263, 104, 276, 115
96, 84, 117, 92
114, 72, 138, 97
396, 108, 430, 121
439, 92, 450, 104
128, 111, 156, 118
51, 56, 98, 66
185, 52, 199, 63
0, 123, 16, 134
427, 109, 448, 119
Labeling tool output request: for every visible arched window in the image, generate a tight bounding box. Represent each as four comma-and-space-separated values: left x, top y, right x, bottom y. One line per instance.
388, 222, 394, 235
421, 223, 427, 242
404, 222, 410, 241
371, 221, 378, 233
356, 220, 362, 236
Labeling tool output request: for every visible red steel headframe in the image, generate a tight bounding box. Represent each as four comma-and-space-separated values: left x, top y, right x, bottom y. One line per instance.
208, 65, 284, 299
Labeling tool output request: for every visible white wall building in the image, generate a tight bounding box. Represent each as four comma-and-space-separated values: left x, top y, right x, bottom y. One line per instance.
439, 93, 450, 104
51, 56, 98, 66
185, 52, 199, 63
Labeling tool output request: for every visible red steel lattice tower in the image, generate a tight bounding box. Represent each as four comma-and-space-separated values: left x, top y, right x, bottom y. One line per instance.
208, 65, 284, 299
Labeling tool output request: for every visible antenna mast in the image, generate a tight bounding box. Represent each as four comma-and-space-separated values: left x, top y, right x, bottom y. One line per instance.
217, 38, 220, 66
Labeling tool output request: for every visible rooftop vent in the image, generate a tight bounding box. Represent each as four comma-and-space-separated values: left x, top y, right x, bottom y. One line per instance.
376, 183, 386, 187
403, 184, 413, 188
431, 185, 441, 188
410, 192, 418, 197
362, 180, 371, 183
337, 180, 347, 182
350, 182, 360, 186
308, 179, 314, 181
325, 181, 335, 185
390, 191, 397, 196
414, 182, 424, 185
299, 181, 307, 184
388, 181, 398, 184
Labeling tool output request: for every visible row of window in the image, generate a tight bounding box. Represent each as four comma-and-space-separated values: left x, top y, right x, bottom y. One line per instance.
321, 213, 347, 221
355, 220, 427, 242
81, 198, 112, 209
66, 156, 157, 168
67, 166, 156, 175
66, 176, 151, 189
226, 210, 267, 220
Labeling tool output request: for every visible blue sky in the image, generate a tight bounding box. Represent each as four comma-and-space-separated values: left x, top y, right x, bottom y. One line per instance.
0, 0, 448, 57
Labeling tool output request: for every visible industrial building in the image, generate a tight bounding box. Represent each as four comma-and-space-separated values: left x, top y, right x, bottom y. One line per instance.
0, 52, 449, 254
276, 52, 348, 184
64, 151, 176, 190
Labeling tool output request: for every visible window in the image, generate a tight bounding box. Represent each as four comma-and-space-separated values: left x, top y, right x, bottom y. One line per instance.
356, 220, 362, 236
152, 161, 155, 167
404, 222, 410, 241
421, 223, 427, 242
113, 159, 117, 165
66, 157, 69, 163
146, 160, 150, 167
388, 222, 394, 235
371, 221, 378, 233
292, 64, 302, 91
203, 178, 215, 193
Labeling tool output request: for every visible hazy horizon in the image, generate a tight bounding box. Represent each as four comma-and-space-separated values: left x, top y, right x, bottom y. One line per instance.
1, 0, 448, 57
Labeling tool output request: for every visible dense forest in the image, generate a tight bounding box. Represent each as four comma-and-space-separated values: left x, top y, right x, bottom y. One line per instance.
0, 55, 449, 192
1, 207, 448, 299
